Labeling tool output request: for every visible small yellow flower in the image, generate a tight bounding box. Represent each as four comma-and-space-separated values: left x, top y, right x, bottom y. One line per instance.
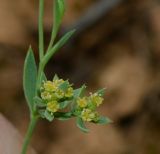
47, 101, 60, 113
77, 97, 88, 108
55, 89, 64, 99
90, 93, 104, 107
93, 112, 100, 122
65, 87, 73, 98
41, 91, 52, 101
81, 109, 96, 122
43, 81, 57, 92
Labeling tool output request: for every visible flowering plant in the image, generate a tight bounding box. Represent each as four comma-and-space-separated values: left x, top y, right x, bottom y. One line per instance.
21, 0, 111, 154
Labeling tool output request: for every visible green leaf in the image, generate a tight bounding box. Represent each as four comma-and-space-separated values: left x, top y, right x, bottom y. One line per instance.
44, 110, 54, 122
59, 81, 70, 91
54, 0, 65, 28
38, 109, 45, 118
97, 116, 112, 125
96, 88, 106, 96
23, 47, 37, 112
53, 74, 59, 80
76, 117, 89, 133
43, 29, 76, 65
55, 112, 72, 121
34, 96, 46, 107
73, 85, 86, 98
40, 72, 47, 83
60, 101, 71, 109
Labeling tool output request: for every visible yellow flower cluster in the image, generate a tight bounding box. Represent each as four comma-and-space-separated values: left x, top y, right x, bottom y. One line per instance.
81, 109, 98, 122
76, 93, 104, 122
90, 93, 104, 107
47, 101, 60, 113
40, 79, 73, 113
77, 97, 88, 108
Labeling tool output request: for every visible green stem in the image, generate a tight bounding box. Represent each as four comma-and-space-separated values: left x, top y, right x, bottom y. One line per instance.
21, 116, 38, 154
36, 61, 45, 92
47, 27, 58, 53
46, 1, 59, 53
39, 0, 44, 60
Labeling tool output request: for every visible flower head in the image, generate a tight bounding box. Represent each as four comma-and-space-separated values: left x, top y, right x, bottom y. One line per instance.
77, 97, 88, 108
41, 91, 52, 101
40, 78, 74, 115
43, 81, 57, 92
65, 87, 73, 98
90, 93, 104, 107
47, 101, 60, 113
81, 109, 98, 122
55, 89, 65, 99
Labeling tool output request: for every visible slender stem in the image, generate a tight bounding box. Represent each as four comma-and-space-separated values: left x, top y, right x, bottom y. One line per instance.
21, 116, 38, 154
36, 61, 45, 92
39, 0, 44, 60
21, 1, 45, 154
47, 27, 58, 53
46, 1, 59, 53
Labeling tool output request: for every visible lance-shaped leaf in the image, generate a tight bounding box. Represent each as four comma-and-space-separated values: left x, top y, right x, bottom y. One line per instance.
43, 29, 75, 66
76, 117, 89, 133
54, 0, 65, 29
96, 88, 106, 96
34, 96, 46, 107
96, 116, 112, 125
55, 112, 72, 121
60, 101, 71, 109
47, 0, 65, 51
23, 47, 37, 112
59, 80, 70, 91
44, 110, 54, 122
40, 72, 47, 83
53, 74, 59, 80
73, 85, 86, 98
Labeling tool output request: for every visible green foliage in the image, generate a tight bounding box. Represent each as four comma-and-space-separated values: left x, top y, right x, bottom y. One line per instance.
60, 100, 71, 109
23, 47, 37, 113
96, 88, 106, 96
59, 81, 70, 91
40, 72, 47, 83
55, 112, 72, 121
22, 1, 111, 154
34, 96, 46, 107
53, 74, 59, 80
76, 117, 89, 133
96, 116, 113, 125
43, 29, 75, 66
73, 85, 86, 98
54, 0, 65, 29
44, 110, 54, 122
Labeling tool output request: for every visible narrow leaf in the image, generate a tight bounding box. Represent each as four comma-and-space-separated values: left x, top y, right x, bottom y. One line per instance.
23, 47, 37, 112
97, 116, 112, 125
38, 109, 45, 118
54, 0, 65, 28
76, 117, 89, 133
47, 0, 65, 52
43, 29, 76, 65
59, 81, 70, 91
44, 110, 54, 122
96, 88, 106, 96
40, 72, 47, 83
53, 74, 59, 80
73, 85, 86, 98
34, 96, 46, 107
56, 112, 72, 121
60, 101, 71, 109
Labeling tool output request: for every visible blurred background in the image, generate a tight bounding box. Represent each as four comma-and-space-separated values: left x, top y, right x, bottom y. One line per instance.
0, 0, 160, 153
